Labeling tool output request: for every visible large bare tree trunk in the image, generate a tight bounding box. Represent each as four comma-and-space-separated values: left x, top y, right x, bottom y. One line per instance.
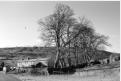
54, 31, 63, 68
67, 26, 72, 67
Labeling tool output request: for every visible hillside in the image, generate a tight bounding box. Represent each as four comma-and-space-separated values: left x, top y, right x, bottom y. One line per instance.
0, 47, 119, 60
0, 47, 56, 57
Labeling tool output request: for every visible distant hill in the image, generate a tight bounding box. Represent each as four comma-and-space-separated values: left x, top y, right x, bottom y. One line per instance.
0, 47, 56, 58
0, 47, 119, 59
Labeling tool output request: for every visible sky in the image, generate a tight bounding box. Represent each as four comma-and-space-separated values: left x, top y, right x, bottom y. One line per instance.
0, 1, 120, 53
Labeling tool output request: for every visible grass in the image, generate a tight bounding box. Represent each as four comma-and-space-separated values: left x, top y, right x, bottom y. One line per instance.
13, 67, 120, 81
0, 71, 21, 81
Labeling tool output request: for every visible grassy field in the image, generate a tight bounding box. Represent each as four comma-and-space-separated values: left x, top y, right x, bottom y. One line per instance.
13, 67, 120, 81
0, 71, 21, 81
0, 47, 119, 81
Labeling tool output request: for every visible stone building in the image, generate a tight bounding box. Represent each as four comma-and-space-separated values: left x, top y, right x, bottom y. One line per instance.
17, 57, 49, 68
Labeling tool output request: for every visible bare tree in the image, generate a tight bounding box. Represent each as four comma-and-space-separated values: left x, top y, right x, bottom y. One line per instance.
39, 4, 76, 68
38, 4, 111, 68
70, 17, 111, 64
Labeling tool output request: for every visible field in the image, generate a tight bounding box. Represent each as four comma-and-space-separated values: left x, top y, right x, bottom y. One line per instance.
13, 67, 120, 81
0, 71, 21, 81
0, 47, 120, 81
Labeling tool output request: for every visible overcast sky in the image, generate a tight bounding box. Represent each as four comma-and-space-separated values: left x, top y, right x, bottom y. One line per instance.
0, 1, 120, 53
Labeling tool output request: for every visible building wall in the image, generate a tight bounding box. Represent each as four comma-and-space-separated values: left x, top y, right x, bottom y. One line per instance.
17, 58, 48, 68
99, 54, 120, 64
17, 60, 35, 68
